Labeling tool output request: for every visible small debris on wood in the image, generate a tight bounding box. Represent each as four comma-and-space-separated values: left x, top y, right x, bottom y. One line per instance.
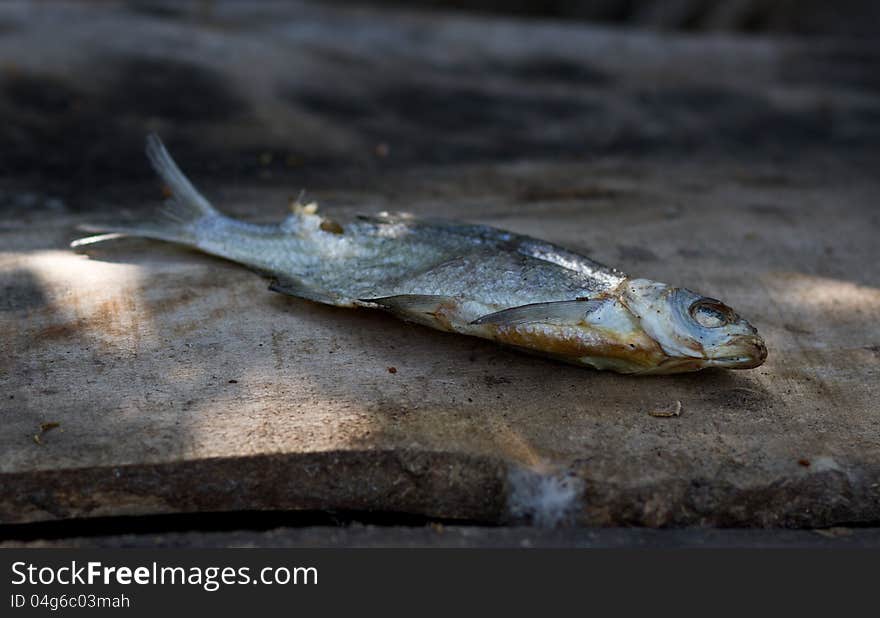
798, 458, 811, 467
319, 219, 344, 234
649, 400, 682, 418
387, 366, 397, 374
32, 421, 61, 445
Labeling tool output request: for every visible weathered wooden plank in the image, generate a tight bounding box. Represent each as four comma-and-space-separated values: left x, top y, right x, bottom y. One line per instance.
1, 0, 879, 527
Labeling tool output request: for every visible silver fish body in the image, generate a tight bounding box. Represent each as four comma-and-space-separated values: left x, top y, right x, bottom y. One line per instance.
73, 136, 767, 374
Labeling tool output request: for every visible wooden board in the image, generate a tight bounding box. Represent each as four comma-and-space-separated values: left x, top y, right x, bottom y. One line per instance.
2, 0, 879, 527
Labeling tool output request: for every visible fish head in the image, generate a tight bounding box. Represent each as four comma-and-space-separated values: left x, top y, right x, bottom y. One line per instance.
618, 278, 767, 373
471, 278, 766, 374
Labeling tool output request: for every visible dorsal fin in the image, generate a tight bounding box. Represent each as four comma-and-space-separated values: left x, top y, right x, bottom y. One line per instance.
356, 212, 625, 284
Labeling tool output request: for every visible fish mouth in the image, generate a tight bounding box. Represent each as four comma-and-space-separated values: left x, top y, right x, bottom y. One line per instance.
706, 336, 768, 369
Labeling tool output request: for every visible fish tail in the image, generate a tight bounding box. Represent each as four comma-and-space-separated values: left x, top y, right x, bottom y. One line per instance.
71, 134, 224, 249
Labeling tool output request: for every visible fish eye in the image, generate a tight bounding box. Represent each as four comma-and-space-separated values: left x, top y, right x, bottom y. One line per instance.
689, 299, 730, 328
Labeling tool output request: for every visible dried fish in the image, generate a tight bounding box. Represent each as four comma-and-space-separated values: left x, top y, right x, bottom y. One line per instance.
72, 136, 767, 374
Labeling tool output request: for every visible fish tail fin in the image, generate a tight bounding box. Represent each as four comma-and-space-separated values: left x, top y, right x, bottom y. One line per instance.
144, 133, 219, 221
71, 134, 223, 249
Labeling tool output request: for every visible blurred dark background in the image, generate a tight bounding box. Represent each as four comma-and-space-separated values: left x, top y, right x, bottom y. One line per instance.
1, 0, 878, 211
331, 0, 880, 37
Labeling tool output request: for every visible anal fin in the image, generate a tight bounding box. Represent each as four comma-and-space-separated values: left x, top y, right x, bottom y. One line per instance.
359, 294, 449, 313
358, 294, 457, 328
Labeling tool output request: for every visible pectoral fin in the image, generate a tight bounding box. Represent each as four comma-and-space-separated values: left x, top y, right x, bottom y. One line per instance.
471, 299, 604, 326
